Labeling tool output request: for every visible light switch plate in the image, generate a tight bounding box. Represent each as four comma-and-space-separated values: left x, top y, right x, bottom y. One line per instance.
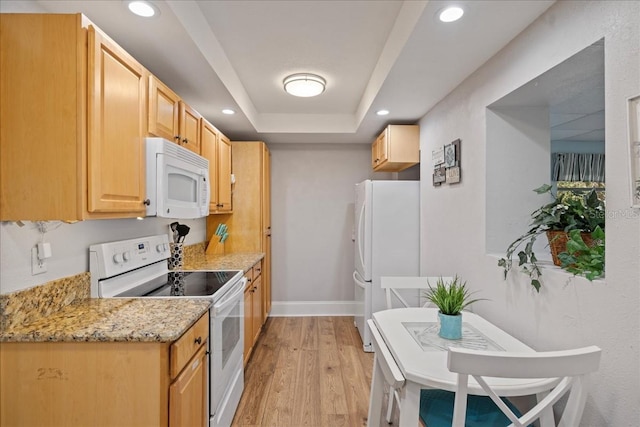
31, 247, 47, 275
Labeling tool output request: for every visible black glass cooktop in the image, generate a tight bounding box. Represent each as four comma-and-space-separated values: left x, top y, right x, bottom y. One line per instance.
142, 270, 241, 297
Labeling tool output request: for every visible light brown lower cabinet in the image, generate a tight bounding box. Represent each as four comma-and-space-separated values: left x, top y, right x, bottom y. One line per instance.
0, 312, 209, 427
243, 260, 264, 366
170, 344, 208, 427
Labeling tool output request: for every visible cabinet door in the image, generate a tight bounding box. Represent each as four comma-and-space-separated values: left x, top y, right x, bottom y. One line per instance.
87, 26, 146, 214
372, 137, 380, 168
378, 130, 389, 164
251, 274, 263, 344
217, 133, 233, 212
0, 14, 82, 220
201, 119, 219, 212
148, 75, 180, 141
372, 132, 389, 168
243, 286, 253, 367
179, 101, 201, 154
169, 344, 208, 427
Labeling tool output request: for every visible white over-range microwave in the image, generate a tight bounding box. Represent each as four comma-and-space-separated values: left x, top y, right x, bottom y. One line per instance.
145, 137, 210, 219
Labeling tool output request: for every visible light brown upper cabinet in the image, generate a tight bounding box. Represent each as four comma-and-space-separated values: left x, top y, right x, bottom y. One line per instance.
372, 125, 420, 172
0, 14, 147, 221
178, 101, 202, 154
148, 75, 180, 142
148, 75, 201, 155
200, 119, 232, 214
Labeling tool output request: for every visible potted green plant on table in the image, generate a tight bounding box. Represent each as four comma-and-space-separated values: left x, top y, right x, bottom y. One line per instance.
498, 184, 605, 292
423, 277, 484, 340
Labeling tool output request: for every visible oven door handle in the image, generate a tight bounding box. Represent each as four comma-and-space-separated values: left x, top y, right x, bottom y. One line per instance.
213, 278, 247, 315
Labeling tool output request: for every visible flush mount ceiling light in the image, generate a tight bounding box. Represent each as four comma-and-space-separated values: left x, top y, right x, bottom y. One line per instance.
376, 109, 390, 116
283, 73, 326, 97
126, 1, 159, 18
439, 6, 464, 22
222, 109, 236, 115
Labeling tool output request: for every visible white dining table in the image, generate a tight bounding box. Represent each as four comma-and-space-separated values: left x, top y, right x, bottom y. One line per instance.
367, 308, 559, 427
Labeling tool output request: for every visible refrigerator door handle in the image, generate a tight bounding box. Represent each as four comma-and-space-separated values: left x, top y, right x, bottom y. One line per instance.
353, 270, 367, 289
356, 201, 366, 272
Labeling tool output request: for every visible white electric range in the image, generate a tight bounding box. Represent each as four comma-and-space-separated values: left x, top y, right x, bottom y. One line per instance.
89, 234, 245, 427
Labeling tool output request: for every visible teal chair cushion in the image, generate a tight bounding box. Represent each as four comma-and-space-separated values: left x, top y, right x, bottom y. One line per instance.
420, 389, 526, 427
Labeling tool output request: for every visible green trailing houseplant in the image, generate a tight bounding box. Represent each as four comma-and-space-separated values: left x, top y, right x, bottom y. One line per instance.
498, 184, 605, 292
423, 276, 484, 315
558, 225, 605, 281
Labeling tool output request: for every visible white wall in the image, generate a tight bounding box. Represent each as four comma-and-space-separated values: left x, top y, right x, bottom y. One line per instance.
0, 218, 206, 294
269, 143, 385, 314
486, 107, 551, 255
419, 1, 639, 425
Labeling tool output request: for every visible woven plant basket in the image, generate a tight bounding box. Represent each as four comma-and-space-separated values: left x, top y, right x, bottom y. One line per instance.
546, 230, 594, 266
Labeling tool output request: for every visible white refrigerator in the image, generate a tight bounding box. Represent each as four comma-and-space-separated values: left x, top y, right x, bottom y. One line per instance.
353, 179, 420, 352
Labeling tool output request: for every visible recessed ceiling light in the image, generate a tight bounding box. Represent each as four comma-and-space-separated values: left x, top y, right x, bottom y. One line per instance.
283, 73, 326, 97
439, 6, 464, 23
222, 109, 235, 115
376, 109, 390, 116
127, 1, 159, 18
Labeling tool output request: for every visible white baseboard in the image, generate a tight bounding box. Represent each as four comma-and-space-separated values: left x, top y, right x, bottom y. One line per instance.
269, 301, 356, 317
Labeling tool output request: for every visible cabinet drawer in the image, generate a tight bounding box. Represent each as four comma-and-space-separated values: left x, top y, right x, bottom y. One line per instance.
170, 311, 209, 378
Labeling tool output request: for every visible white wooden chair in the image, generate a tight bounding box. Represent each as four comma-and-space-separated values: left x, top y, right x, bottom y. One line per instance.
434, 345, 602, 427
367, 318, 405, 427
381, 276, 454, 310
379, 276, 454, 423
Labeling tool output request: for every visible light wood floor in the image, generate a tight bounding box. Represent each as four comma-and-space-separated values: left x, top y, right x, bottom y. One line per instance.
232, 316, 375, 427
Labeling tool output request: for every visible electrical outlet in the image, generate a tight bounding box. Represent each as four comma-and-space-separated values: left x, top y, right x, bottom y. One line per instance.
31, 247, 47, 275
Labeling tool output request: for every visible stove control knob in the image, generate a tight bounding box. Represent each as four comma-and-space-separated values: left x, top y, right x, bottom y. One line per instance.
113, 253, 124, 264
123, 251, 132, 262
156, 244, 164, 253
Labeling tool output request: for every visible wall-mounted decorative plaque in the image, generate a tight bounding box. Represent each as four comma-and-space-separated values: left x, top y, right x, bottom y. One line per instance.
432, 139, 461, 187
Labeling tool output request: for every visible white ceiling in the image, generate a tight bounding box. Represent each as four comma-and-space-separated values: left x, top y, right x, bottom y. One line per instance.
7, 0, 559, 144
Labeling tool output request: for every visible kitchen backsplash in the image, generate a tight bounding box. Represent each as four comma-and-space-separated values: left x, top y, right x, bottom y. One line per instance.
0, 243, 210, 332
183, 242, 206, 266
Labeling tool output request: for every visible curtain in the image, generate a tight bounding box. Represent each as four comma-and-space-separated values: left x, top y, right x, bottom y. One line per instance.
552, 153, 605, 182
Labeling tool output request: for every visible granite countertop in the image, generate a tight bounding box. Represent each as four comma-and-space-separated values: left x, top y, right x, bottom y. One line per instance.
1, 298, 211, 343
0, 247, 260, 344
183, 252, 264, 273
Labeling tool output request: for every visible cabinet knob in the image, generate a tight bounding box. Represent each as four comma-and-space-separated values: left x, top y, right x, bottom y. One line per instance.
194, 336, 202, 345
143, 199, 151, 206
182, 138, 188, 144
174, 136, 180, 141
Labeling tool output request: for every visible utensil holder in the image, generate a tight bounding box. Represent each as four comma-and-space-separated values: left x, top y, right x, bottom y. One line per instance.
169, 243, 184, 270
